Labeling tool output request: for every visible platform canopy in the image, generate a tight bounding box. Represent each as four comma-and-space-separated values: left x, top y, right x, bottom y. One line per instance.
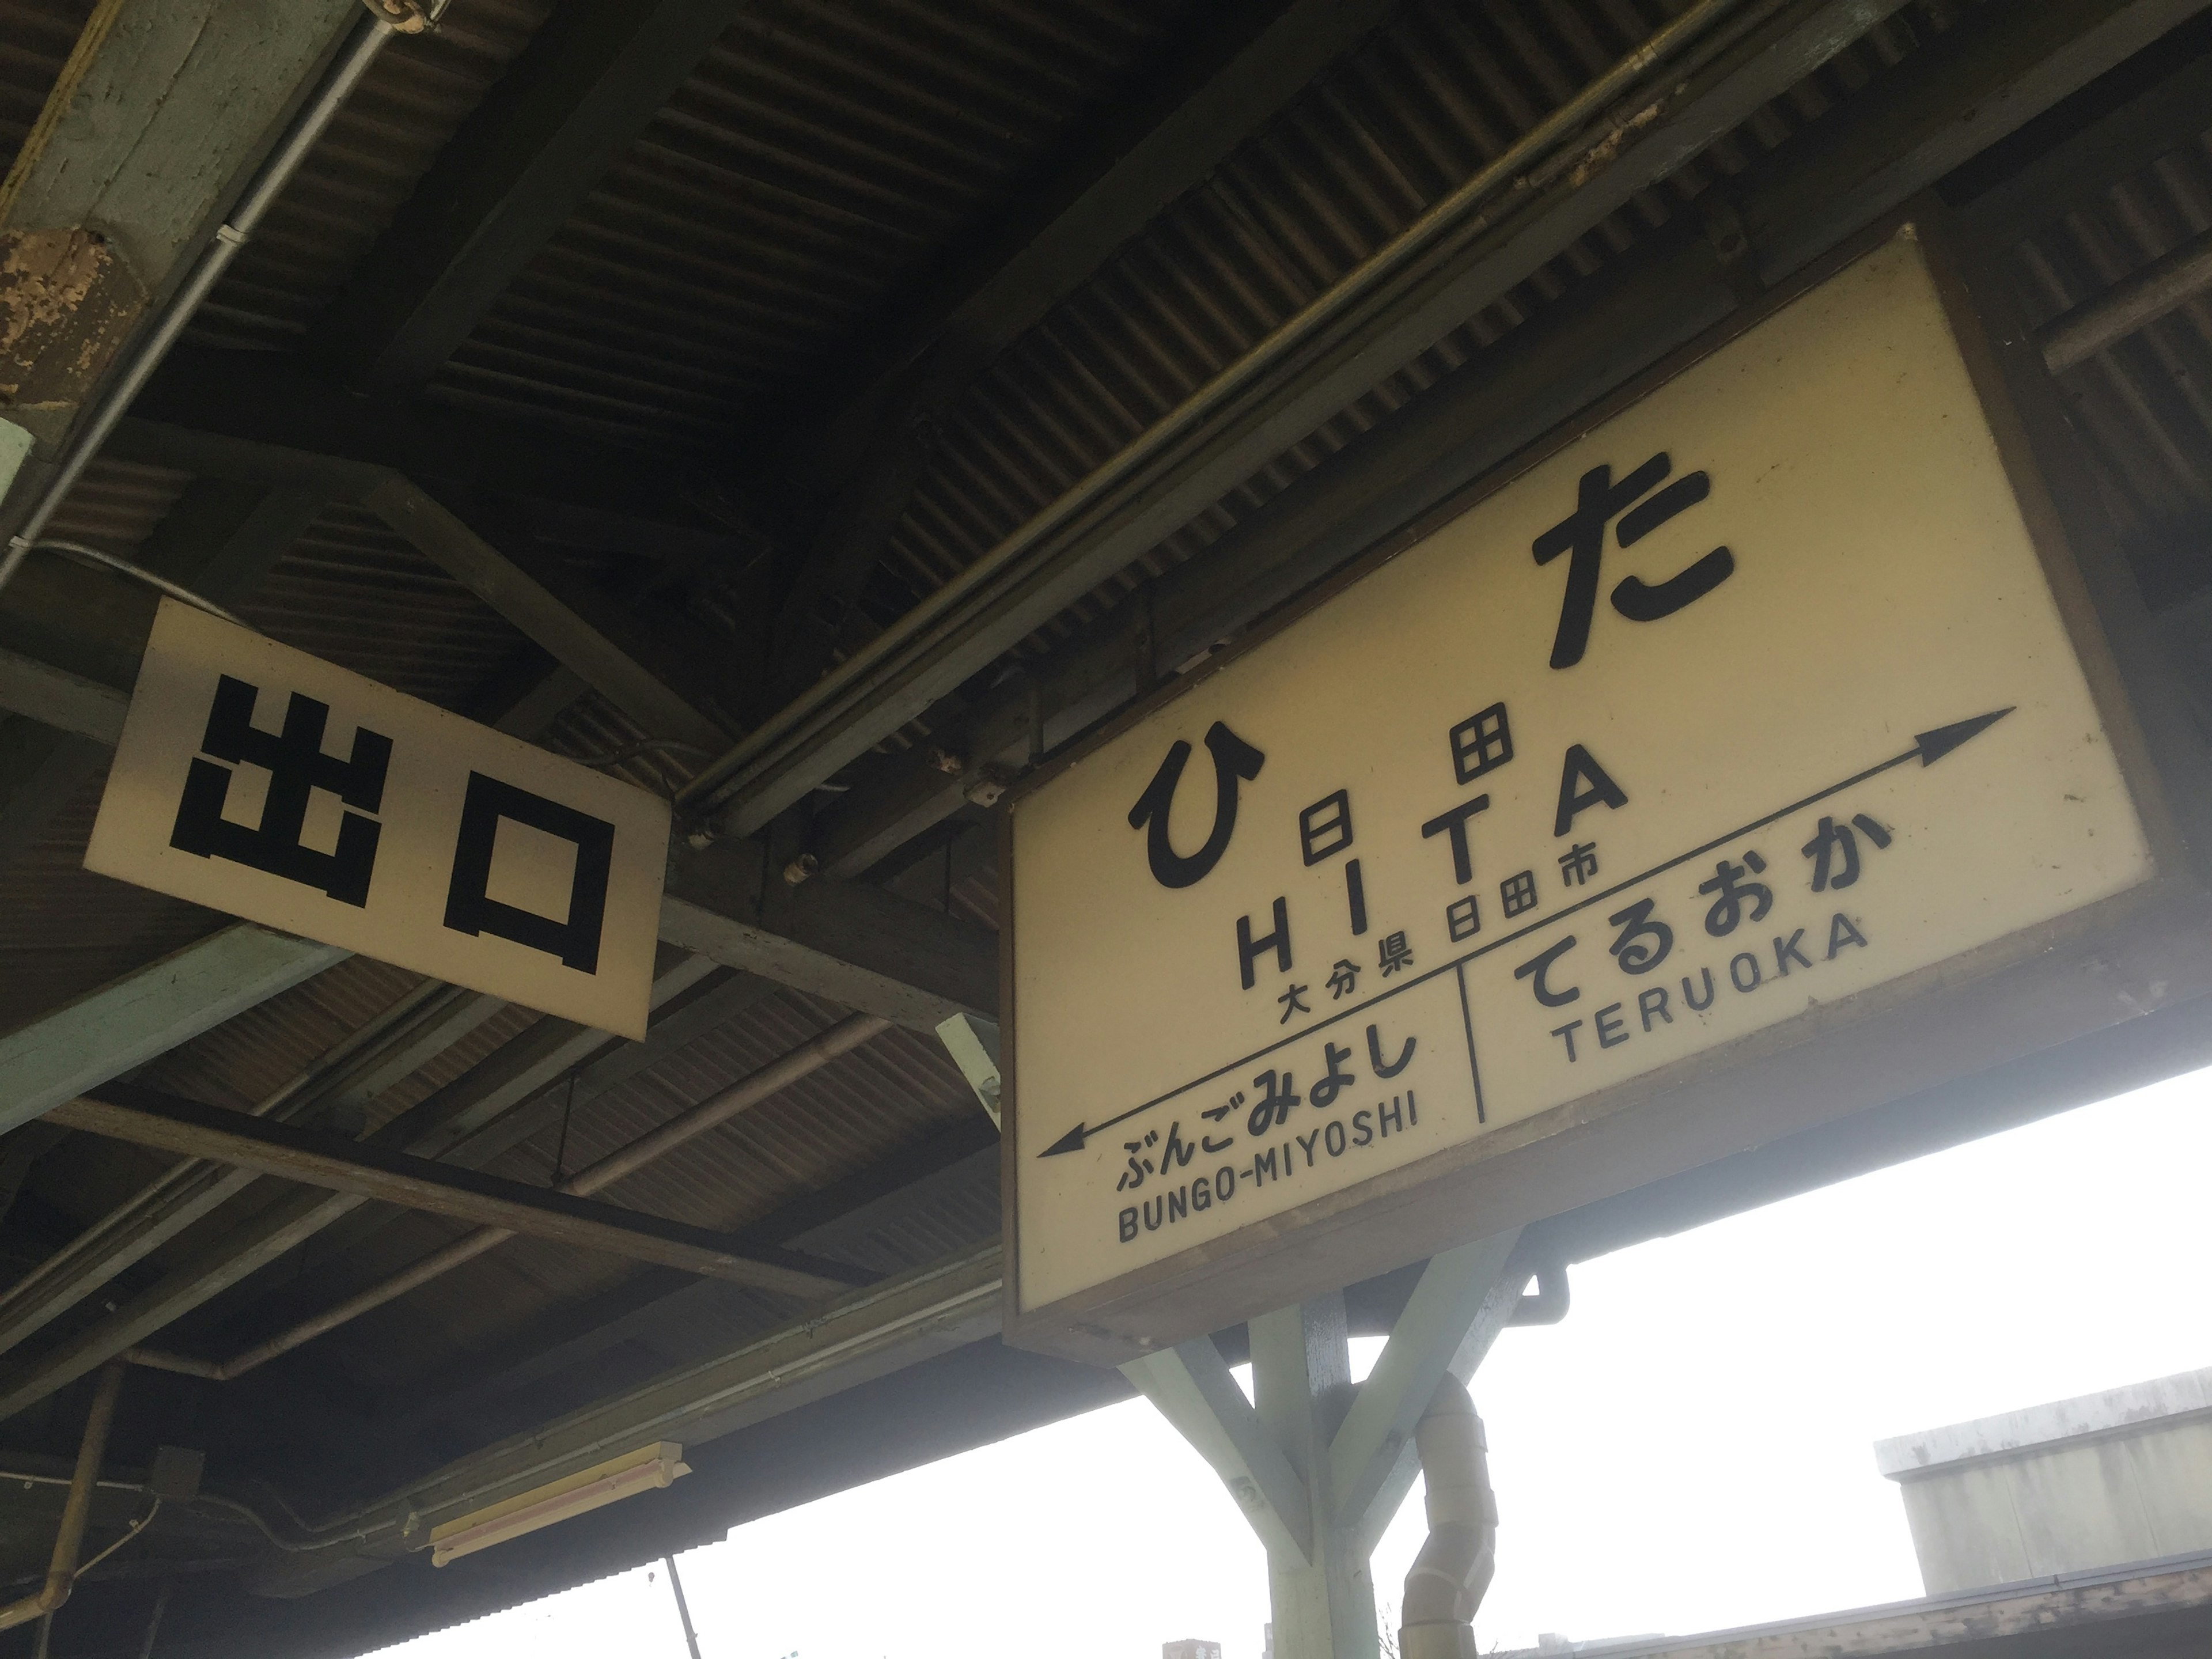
0, 0, 2207, 1653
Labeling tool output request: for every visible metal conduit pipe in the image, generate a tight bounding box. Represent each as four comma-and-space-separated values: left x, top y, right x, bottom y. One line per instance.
0, 1364, 126, 1633
1508, 1260, 1570, 1326
678, 0, 1762, 831
2039, 222, 2212, 374
0, 0, 433, 596
127, 1012, 893, 1380
1399, 1374, 1495, 1659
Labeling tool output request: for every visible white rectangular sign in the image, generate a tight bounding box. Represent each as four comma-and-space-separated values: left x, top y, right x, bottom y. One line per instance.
1006, 230, 2161, 1341
87, 601, 670, 1038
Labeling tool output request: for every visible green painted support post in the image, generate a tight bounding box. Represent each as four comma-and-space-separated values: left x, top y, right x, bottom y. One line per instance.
1124, 1233, 1533, 1659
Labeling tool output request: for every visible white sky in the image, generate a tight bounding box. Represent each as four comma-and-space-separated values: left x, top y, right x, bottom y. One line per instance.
372, 1065, 2212, 1659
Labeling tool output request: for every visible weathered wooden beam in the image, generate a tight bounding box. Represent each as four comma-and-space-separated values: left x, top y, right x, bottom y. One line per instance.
0, 952, 719, 1422
799, 0, 2212, 881
51, 1083, 869, 1298
247, 968, 785, 1301
0, 925, 346, 1138
662, 837, 998, 1031
765, 0, 1395, 704
97, 422, 763, 753
1746, 0, 2212, 286
362, 475, 734, 755
0, 645, 126, 743
0, 0, 359, 507
1122, 1335, 1313, 1565
309, 0, 755, 393
0, 982, 503, 1361
120, 350, 747, 535
1328, 1230, 1524, 1555
372, 1115, 998, 1442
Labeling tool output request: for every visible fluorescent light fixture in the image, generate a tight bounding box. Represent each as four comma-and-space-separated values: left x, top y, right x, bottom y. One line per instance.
430, 1442, 690, 1567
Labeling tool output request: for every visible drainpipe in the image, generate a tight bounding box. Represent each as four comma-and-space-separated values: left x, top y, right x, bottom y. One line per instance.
0, 1364, 127, 1632
1398, 1374, 1494, 1659
1509, 1260, 1570, 1326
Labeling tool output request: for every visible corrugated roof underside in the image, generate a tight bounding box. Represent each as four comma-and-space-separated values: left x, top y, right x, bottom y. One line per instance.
0, 0, 2206, 1566
429, 0, 1197, 445
859, 0, 1987, 687
2009, 127, 2212, 608
188, 0, 558, 354
0, 0, 93, 181
176, 987, 987, 1397
234, 502, 532, 708
0, 474, 555, 1027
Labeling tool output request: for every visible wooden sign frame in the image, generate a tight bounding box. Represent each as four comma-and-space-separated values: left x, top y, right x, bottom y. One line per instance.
998, 210, 2212, 1365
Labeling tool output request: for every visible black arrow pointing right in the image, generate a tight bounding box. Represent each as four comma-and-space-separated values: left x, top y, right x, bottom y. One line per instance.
1039, 707, 2018, 1157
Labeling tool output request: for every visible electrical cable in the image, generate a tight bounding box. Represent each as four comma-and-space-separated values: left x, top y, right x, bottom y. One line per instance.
22, 541, 246, 626
562, 738, 717, 771
0, 1500, 160, 1593
73, 1499, 159, 1577
0, 1471, 371, 1556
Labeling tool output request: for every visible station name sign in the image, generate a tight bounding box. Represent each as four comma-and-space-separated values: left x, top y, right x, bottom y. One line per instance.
87, 601, 669, 1037
1002, 230, 2188, 1357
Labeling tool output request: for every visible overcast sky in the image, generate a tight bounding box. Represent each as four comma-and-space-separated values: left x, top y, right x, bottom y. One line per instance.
371, 1065, 2212, 1659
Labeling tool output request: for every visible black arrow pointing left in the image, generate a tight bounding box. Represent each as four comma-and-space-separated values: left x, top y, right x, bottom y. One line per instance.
1041, 706, 2016, 1156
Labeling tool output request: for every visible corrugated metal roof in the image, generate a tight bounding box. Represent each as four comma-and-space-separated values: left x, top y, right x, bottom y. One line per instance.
188, 0, 558, 354
4, 3, 2211, 1641
863, 0, 1988, 666
234, 501, 529, 708
431, 0, 1199, 445
37, 457, 195, 556
2006, 130, 2212, 607
278, 987, 984, 1388
0, 0, 92, 184
7, 0, 2181, 1370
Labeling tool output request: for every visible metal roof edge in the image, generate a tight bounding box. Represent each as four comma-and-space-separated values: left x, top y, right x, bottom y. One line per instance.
1498, 1546, 2212, 1659
1872, 1366, 2212, 1479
